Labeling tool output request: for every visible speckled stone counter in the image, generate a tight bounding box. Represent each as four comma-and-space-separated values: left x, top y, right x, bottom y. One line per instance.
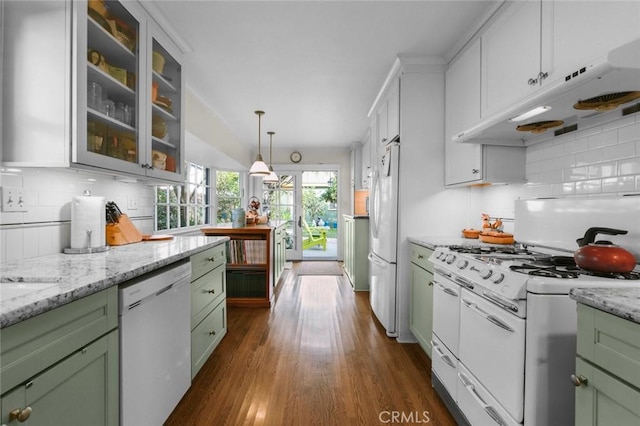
570, 287, 640, 324
0, 235, 228, 328
409, 236, 495, 250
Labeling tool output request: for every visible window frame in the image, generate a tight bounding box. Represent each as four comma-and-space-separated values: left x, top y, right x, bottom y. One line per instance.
214, 169, 245, 224
155, 162, 211, 232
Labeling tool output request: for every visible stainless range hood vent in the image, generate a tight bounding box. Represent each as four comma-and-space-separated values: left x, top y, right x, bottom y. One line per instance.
454, 38, 640, 146
553, 123, 578, 137
622, 102, 640, 116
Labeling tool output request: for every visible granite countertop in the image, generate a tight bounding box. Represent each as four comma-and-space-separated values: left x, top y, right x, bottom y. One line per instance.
570, 287, 640, 324
0, 235, 228, 329
409, 236, 496, 250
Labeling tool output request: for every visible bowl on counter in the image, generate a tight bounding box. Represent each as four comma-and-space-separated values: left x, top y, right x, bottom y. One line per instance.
461, 228, 481, 239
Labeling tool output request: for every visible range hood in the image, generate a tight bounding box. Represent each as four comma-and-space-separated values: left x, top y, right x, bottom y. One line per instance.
454, 38, 640, 146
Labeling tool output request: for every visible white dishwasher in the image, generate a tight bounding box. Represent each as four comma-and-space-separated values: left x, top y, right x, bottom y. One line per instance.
119, 260, 192, 426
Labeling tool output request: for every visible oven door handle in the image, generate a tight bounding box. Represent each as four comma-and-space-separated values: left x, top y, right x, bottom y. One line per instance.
437, 283, 459, 297
458, 372, 508, 426
432, 341, 456, 368
462, 299, 515, 333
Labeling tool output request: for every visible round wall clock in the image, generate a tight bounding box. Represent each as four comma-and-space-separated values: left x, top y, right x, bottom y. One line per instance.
290, 151, 302, 163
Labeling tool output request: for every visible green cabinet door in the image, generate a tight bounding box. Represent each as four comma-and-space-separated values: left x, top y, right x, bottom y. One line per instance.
574, 357, 640, 426
1, 329, 119, 426
410, 262, 434, 358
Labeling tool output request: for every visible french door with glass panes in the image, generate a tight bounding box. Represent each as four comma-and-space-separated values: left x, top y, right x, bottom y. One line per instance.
264, 171, 302, 260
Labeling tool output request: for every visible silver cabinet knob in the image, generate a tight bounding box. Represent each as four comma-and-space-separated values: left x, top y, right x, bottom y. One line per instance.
570, 374, 588, 387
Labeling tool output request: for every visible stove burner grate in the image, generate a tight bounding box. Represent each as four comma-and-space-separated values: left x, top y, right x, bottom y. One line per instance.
510, 264, 640, 280
510, 264, 579, 279
448, 245, 531, 256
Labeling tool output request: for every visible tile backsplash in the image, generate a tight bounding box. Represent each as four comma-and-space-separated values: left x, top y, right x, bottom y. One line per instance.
0, 168, 154, 262
524, 112, 640, 197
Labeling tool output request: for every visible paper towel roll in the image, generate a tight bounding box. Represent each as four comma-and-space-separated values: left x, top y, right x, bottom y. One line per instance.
71, 194, 106, 249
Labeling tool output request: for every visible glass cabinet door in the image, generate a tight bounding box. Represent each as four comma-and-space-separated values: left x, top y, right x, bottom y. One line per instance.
76, 0, 144, 175
146, 25, 184, 181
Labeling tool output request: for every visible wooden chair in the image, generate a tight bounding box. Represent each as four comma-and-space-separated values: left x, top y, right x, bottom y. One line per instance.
302, 219, 327, 251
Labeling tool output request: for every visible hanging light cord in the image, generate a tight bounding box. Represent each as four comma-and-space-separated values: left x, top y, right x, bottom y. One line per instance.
268, 131, 275, 167
256, 110, 264, 158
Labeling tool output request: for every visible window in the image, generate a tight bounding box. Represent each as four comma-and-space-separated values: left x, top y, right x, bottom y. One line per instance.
156, 162, 210, 231
216, 170, 242, 223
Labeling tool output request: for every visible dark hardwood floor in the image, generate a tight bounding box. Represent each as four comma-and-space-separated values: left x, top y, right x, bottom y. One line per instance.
166, 262, 456, 426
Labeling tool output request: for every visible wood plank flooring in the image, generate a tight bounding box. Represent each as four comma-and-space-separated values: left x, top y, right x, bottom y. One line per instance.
166, 262, 455, 426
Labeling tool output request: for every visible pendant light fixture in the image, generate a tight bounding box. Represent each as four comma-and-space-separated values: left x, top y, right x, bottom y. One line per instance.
263, 131, 279, 183
249, 110, 270, 176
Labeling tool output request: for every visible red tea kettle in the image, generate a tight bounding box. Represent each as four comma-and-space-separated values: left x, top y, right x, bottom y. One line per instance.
574, 227, 637, 273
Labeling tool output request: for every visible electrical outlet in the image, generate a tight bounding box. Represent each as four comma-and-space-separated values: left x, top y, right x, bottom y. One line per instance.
127, 196, 138, 210
1, 187, 28, 212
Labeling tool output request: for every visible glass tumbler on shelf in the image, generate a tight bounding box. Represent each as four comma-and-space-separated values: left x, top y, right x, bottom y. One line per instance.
102, 100, 116, 118
87, 82, 102, 110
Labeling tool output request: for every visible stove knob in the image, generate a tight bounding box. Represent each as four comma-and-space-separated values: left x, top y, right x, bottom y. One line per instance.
479, 268, 493, 279
446, 254, 457, 264
457, 260, 469, 270
491, 273, 505, 284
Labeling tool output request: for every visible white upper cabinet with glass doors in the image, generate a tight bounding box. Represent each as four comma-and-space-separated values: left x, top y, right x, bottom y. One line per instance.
2, 0, 185, 183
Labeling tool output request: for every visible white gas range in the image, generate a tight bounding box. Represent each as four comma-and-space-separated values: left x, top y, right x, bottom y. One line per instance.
429, 196, 640, 426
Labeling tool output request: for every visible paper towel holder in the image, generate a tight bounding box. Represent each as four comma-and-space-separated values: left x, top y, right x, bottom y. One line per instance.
64, 189, 110, 254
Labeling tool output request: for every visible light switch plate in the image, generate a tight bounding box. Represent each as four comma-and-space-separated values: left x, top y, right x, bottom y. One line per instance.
127, 196, 138, 210
1, 187, 28, 212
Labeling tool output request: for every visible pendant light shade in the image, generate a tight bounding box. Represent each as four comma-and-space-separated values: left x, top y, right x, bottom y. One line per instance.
249, 110, 270, 176
263, 131, 279, 183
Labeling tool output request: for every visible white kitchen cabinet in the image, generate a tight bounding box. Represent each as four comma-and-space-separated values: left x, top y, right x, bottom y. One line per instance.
481, 0, 544, 117
361, 135, 371, 189
2, 0, 185, 183
376, 78, 400, 147
549, 1, 640, 82
446, 38, 525, 186
480, 0, 640, 119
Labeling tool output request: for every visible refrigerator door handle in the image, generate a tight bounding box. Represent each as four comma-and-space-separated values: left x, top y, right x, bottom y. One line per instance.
368, 253, 387, 268
370, 168, 380, 239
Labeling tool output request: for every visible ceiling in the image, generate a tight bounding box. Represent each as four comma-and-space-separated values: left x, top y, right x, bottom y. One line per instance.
149, 1, 497, 150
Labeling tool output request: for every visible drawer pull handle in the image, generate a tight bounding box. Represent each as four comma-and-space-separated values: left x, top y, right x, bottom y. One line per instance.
207, 257, 215, 262
417, 254, 424, 259
207, 289, 216, 294
9, 407, 32, 422
570, 374, 588, 387
428, 281, 434, 286
209, 330, 216, 336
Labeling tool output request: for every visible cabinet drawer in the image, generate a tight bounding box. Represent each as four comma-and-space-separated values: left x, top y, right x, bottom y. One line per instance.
410, 243, 434, 272
577, 304, 640, 390
1, 287, 118, 392
191, 264, 226, 329
191, 300, 227, 379
191, 244, 226, 281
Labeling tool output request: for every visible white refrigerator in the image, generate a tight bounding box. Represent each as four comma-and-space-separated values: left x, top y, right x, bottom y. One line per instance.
369, 140, 400, 336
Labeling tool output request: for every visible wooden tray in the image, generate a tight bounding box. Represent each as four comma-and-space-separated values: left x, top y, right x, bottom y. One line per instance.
479, 233, 515, 244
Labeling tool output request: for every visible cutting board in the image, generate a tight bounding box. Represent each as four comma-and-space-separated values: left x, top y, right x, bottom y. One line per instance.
142, 234, 174, 241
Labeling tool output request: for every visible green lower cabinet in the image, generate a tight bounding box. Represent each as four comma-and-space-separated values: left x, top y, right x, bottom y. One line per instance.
1, 329, 119, 425
574, 357, 640, 426
410, 262, 434, 358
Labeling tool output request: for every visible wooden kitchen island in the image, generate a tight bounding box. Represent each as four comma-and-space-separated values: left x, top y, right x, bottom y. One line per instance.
201, 224, 275, 308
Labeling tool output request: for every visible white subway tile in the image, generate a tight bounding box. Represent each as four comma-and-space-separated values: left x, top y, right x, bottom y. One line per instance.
576, 148, 603, 165
602, 114, 636, 132
618, 122, 640, 144
565, 166, 588, 181
23, 227, 39, 259
587, 129, 617, 149
602, 176, 635, 193
3, 228, 24, 262
575, 179, 602, 194
619, 158, 640, 175
0, 173, 23, 187
602, 141, 635, 162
